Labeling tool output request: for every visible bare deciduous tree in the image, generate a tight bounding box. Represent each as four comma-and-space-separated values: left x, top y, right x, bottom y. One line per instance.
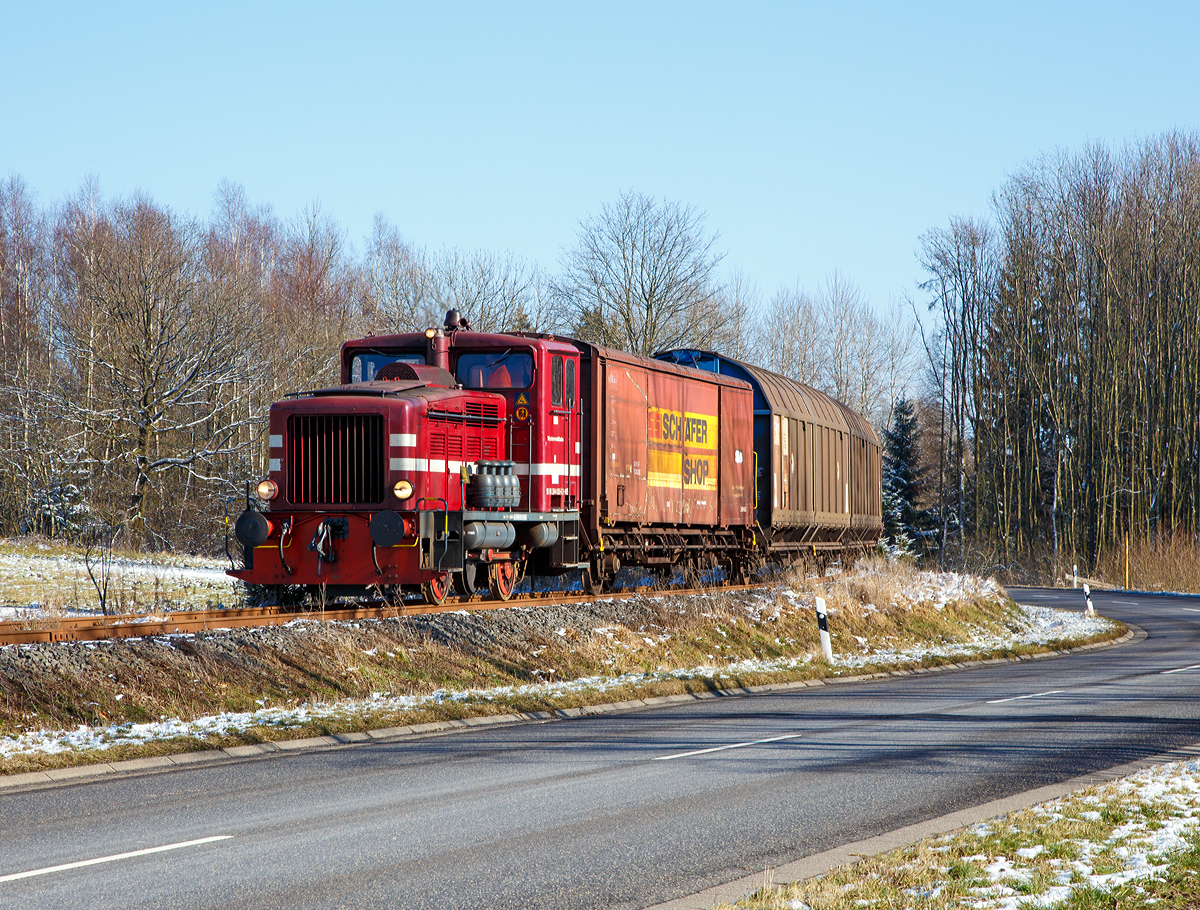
915, 131, 1200, 576
365, 217, 548, 336
267, 202, 365, 392
0, 175, 57, 534
56, 194, 257, 540
555, 191, 728, 356
755, 273, 916, 430
364, 215, 436, 333
756, 283, 823, 386
712, 268, 758, 361
431, 247, 546, 333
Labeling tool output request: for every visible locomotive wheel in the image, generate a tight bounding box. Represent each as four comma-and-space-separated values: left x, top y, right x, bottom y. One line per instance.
421, 573, 450, 606
454, 562, 481, 597
488, 561, 518, 601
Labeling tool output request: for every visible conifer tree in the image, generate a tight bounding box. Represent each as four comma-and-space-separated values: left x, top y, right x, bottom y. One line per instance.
881, 397, 929, 555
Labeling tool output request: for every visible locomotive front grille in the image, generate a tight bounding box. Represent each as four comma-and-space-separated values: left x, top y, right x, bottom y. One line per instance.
286, 414, 385, 505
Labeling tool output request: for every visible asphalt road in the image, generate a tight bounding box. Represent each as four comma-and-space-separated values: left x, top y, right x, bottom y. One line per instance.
3, 587, 1200, 910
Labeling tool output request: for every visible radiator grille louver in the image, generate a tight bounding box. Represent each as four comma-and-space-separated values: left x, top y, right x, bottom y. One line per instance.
465, 401, 501, 420
286, 414, 385, 504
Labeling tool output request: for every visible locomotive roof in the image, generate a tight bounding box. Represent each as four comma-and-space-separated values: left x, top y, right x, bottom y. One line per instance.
656, 349, 880, 446
342, 330, 755, 391
342, 330, 581, 353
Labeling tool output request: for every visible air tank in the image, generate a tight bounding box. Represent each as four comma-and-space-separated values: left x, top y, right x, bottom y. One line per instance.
462, 521, 517, 549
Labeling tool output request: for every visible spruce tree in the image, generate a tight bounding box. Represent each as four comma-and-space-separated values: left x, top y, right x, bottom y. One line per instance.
881, 397, 929, 556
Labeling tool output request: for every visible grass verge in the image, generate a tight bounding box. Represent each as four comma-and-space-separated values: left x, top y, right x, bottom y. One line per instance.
722, 758, 1200, 910
0, 558, 1123, 776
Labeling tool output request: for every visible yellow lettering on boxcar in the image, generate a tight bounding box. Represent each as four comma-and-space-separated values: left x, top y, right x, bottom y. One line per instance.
646, 409, 717, 488
682, 412, 717, 450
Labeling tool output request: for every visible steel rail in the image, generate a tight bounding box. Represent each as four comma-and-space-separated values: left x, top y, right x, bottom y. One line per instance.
0, 582, 766, 645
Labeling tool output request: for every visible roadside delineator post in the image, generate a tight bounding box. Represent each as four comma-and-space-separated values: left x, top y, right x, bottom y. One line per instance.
1083, 583, 1095, 618
1073, 564, 1078, 589
815, 596, 834, 662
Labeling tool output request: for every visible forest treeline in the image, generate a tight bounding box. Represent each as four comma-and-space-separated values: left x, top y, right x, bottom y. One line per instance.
921, 130, 1200, 577
5, 130, 1195, 573
0, 181, 911, 552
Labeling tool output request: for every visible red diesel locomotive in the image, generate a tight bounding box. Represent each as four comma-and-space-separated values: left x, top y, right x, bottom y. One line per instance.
229, 311, 881, 605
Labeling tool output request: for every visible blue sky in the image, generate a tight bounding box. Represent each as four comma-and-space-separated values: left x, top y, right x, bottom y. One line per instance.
3, 2, 1197, 310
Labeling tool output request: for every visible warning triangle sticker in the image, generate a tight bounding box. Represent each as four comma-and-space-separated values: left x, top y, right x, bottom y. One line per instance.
516, 393, 528, 405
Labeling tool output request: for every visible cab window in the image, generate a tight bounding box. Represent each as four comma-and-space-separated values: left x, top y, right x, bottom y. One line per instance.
456, 350, 534, 389
351, 351, 424, 382
551, 356, 563, 406
566, 359, 576, 406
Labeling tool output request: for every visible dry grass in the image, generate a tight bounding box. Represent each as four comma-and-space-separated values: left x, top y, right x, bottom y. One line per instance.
932, 533, 1200, 594
1091, 533, 1200, 594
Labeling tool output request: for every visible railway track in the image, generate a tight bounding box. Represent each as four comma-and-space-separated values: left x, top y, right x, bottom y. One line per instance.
0, 581, 766, 645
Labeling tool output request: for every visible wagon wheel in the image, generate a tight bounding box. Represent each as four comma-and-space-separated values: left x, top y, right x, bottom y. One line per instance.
488, 561, 518, 601
720, 558, 739, 586
243, 583, 309, 609
421, 573, 451, 606
454, 562, 481, 597
729, 558, 752, 586
581, 566, 608, 596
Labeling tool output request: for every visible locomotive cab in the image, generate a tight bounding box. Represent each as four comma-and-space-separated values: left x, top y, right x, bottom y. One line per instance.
229, 311, 587, 606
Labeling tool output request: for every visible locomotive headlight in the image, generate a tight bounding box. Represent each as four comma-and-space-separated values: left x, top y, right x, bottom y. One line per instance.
256, 479, 278, 500
424, 328, 436, 339
393, 479, 414, 500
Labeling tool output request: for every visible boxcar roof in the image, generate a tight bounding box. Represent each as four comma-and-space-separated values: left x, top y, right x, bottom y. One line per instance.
656, 349, 880, 446
508, 333, 755, 391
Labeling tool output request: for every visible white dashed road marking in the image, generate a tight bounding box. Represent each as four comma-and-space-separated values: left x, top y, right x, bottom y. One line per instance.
0, 836, 233, 883
987, 690, 1065, 704
655, 733, 805, 761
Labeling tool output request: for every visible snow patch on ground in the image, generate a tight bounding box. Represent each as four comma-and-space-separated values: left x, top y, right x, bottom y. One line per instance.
0, 548, 237, 616
0, 550, 231, 585
967, 759, 1200, 909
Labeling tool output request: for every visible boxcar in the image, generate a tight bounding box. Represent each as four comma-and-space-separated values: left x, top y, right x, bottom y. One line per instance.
656, 350, 882, 562
561, 341, 757, 589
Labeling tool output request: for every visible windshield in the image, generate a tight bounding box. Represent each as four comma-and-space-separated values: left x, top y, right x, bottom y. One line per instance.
350, 351, 425, 382
455, 350, 534, 390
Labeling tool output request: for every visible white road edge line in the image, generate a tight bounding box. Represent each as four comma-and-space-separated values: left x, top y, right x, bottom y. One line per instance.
654, 733, 804, 761
0, 835, 233, 883
1182, 608, 1200, 614
987, 689, 1065, 704
1161, 665, 1200, 675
